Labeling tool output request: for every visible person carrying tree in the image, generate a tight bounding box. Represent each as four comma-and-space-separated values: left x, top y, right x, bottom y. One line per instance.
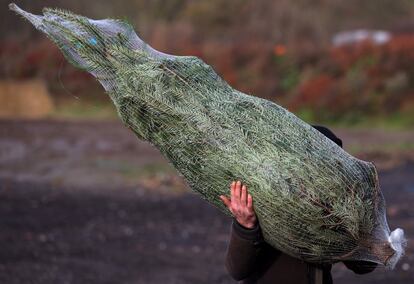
220, 126, 377, 284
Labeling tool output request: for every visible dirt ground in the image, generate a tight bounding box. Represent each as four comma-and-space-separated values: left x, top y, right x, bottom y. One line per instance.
0, 119, 413, 284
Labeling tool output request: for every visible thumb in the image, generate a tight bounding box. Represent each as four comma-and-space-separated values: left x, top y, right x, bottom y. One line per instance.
220, 195, 231, 208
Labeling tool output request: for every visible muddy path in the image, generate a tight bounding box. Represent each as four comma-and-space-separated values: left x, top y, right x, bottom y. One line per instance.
0, 180, 233, 284
0, 120, 413, 283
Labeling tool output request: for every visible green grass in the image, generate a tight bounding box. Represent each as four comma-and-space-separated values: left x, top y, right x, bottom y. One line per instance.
295, 108, 414, 130
346, 141, 414, 155
51, 98, 118, 120
52, 98, 414, 132
92, 158, 187, 193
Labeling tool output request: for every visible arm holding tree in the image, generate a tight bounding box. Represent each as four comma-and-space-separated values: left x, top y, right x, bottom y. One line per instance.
220, 180, 377, 281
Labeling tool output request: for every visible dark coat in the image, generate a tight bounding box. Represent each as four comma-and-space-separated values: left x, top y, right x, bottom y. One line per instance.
225, 220, 377, 284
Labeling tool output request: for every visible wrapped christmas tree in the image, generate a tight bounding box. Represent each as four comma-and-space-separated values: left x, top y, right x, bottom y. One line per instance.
10, 3, 406, 268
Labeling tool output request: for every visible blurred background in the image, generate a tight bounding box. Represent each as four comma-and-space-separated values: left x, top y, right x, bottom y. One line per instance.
0, 0, 413, 283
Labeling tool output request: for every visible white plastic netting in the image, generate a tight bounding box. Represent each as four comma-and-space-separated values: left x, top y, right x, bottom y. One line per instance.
10, 3, 406, 268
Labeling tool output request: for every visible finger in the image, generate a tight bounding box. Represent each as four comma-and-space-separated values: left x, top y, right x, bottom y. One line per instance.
241, 185, 247, 205
234, 180, 242, 203
230, 181, 236, 197
220, 195, 231, 209
230, 181, 237, 204
247, 194, 253, 209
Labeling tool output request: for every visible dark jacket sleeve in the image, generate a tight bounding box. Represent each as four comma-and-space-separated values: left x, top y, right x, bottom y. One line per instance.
343, 260, 377, 274
225, 219, 268, 281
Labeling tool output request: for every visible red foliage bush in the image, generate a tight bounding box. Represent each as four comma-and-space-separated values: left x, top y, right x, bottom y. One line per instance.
288, 35, 414, 118
1, 32, 413, 119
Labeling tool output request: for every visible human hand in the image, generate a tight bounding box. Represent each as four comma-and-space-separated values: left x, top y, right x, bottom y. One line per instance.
220, 180, 257, 229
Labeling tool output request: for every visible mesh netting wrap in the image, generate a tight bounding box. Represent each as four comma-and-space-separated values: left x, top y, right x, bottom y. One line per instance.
10, 3, 406, 268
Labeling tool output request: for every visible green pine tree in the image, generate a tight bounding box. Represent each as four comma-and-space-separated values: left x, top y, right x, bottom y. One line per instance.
10, 3, 405, 268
